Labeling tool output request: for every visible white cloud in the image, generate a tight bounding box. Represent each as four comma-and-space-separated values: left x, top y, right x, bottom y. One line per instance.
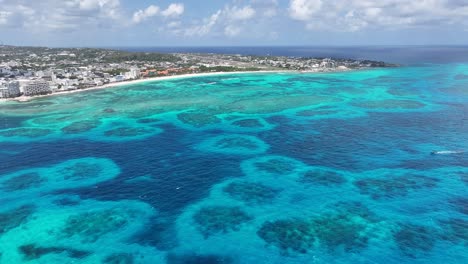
0, 0, 123, 31
289, 0, 468, 32
183, 2, 260, 37
224, 25, 241, 37
185, 10, 221, 36
161, 3, 184, 18
227, 5, 256, 20
132, 5, 160, 24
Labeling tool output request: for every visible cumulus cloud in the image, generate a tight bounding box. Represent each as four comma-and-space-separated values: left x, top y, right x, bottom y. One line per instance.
132, 5, 160, 24
0, 0, 123, 31
289, 0, 322, 21
161, 3, 184, 18
183, 1, 269, 37
288, 0, 468, 32
227, 5, 256, 20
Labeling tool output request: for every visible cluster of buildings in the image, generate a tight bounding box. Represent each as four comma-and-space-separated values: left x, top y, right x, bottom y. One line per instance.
0, 45, 395, 99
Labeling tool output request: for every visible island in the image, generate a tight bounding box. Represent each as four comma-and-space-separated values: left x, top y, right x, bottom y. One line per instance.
0, 45, 397, 101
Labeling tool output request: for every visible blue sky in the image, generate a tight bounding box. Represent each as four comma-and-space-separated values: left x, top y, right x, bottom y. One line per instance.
1, 0, 468, 47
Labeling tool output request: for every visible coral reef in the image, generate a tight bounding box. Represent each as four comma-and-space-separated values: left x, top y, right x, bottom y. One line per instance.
63, 209, 129, 243
1, 172, 45, 191
299, 169, 346, 186
103, 253, 134, 264
257, 218, 315, 254
166, 253, 233, 264
254, 158, 297, 176
257, 202, 382, 254
104, 127, 153, 137
19, 244, 90, 260
354, 174, 438, 199
197, 134, 269, 155
177, 111, 221, 128
0, 128, 52, 138
0, 205, 35, 234
393, 223, 436, 257
223, 181, 280, 205
193, 206, 252, 238
450, 197, 468, 215
58, 161, 102, 181
61, 120, 101, 134
231, 118, 263, 128
353, 100, 425, 110
438, 218, 468, 246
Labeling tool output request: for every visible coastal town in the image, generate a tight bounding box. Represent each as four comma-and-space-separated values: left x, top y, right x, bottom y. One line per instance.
0, 45, 396, 99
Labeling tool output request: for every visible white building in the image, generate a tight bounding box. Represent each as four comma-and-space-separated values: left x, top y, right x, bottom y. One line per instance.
22, 80, 51, 96
0, 81, 21, 98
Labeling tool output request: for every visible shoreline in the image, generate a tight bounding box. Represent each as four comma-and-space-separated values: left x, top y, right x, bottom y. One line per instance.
0, 70, 296, 103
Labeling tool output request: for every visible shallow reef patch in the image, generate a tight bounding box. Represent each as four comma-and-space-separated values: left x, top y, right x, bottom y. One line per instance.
177, 111, 221, 128
354, 174, 438, 199
0, 205, 35, 235
257, 202, 385, 255
104, 127, 154, 137
197, 134, 269, 155
103, 253, 134, 264
0, 127, 52, 138
63, 209, 129, 243
1, 172, 46, 191
223, 181, 281, 205
193, 206, 252, 238
299, 169, 346, 186
393, 223, 437, 257
166, 253, 233, 264
61, 120, 101, 134
352, 99, 425, 110
438, 218, 468, 246
19, 243, 90, 261
242, 155, 306, 178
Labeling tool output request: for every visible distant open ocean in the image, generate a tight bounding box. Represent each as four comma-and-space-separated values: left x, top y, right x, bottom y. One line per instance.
116, 45, 468, 64
0, 46, 467, 263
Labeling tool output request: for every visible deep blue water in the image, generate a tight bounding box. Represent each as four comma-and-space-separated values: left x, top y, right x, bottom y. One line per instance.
115, 45, 468, 64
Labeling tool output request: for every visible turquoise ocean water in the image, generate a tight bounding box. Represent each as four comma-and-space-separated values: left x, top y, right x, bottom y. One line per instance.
0, 61, 467, 263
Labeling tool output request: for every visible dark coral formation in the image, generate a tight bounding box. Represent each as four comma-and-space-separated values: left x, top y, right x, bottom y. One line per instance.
19, 244, 90, 260
1, 172, 45, 191
254, 158, 297, 176
0, 128, 52, 138
137, 118, 161, 124
193, 206, 252, 238
354, 174, 438, 199
103, 253, 134, 264
257, 218, 315, 254
296, 109, 340, 117
353, 100, 425, 110
0, 205, 35, 234
231, 118, 263, 128
257, 202, 381, 254
438, 218, 468, 246
460, 173, 468, 185
167, 253, 233, 264
223, 181, 280, 205
177, 111, 221, 128
58, 162, 102, 181
393, 224, 436, 257
450, 197, 468, 215
63, 209, 128, 242
104, 127, 152, 137
216, 137, 259, 150
61, 120, 101, 134
299, 169, 346, 186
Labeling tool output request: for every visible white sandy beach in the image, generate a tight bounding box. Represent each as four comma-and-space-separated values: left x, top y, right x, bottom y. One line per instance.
0, 70, 295, 103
